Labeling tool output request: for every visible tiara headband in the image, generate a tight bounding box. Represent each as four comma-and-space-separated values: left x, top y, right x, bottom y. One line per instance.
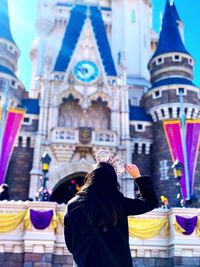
95, 150, 125, 174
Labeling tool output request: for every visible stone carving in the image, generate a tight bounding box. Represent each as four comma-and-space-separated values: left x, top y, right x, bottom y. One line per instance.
58, 96, 111, 130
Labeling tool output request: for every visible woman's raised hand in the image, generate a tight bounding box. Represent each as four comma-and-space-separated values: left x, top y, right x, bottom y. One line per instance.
125, 164, 141, 180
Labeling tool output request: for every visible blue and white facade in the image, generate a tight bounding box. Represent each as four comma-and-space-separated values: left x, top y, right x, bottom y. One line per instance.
1, 0, 200, 205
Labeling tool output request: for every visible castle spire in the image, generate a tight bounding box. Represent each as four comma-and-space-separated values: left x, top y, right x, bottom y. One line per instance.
151, 0, 189, 59
171, 2, 180, 22
0, 0, 16, 44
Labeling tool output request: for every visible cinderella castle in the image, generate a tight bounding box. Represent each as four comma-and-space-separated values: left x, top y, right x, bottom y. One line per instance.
1, 0, 200, 207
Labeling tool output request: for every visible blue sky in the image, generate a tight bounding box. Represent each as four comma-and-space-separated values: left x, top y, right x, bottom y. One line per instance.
7, 0, 200, 89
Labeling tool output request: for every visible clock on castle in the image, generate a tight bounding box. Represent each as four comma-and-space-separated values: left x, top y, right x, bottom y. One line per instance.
73, 60, 99, 83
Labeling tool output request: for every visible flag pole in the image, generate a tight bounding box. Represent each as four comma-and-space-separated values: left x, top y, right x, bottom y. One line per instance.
179, 90, 190, 201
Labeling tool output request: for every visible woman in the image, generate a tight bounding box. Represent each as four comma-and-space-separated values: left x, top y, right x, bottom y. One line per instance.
64, 162, 158, 267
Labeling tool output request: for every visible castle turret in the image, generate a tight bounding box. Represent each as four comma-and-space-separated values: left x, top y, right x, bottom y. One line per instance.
148, 0, 193, 85
0, 0, 25, 106
0, 0, 15, 44
29, 0, 54, 98
171, 2, 185, 42
0, 0, 32, 200
111, 0, 152, 88
142, 0, 200, 206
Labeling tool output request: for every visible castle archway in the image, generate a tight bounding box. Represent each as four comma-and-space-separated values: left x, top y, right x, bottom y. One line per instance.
50, 172, 86, 204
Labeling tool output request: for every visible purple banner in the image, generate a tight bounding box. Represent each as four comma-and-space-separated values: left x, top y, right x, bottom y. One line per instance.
163, 120, 200, 200
186, 121, 200, 196
30, 209, 53, 230
0, 108, 25, 184
175, 215, 197, 235
163, 121, 186, 198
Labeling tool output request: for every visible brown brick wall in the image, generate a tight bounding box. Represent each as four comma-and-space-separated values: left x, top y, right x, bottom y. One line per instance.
0, 253, 199, 267
133, 257, 200, 267
0, 253, 73, 267
130, 125, 153, 139
5, 146, 33, 201
0, 253, 24, 267
143, 89, 200, 110
24, 253, 73, 267
150, 121, 200, 207
149, 56, 193, 72
132, 152, 152, 177
149, 56, 193, 83
151, 71, 193, 84
21, 119, 38, 132
151, 121, 179, 207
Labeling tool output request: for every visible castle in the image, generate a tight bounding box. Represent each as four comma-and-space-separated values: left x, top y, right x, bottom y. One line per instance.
0, 0, 200, 207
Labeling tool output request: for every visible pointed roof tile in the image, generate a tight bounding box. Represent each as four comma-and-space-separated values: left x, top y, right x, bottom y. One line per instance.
151, 0, 189, 59
0, 0, 16, 44
171, 2, 180, 22
21, 99, 40, 115
54, 5, 117, 76
129, 106, 152, 122
90, 6, 116, 76
54, 5, 87, 72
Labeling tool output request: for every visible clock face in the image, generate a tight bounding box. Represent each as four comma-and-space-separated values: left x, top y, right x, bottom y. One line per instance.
73, 60, 99, 83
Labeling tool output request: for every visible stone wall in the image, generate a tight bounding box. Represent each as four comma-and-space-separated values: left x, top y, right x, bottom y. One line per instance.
0, 202, 200, 267
5, 146, 33, 201
150, 121, 175, 205
0, 253, 24, 267
132, 257, 200, 267
132, 152, 152, 177
143, 89, 200, 110
1, 253, 199, 267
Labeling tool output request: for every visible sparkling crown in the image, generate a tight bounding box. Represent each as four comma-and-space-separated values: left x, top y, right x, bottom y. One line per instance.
95, 150, 125, 174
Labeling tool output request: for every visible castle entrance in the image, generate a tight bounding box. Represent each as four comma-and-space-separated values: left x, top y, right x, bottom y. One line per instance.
50, 172, 86, 204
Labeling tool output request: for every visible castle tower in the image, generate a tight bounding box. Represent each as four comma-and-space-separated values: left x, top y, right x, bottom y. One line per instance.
111, 0, 152, 82
111, 0, 153, 110
0, 0, 32, 200
29, 0, 54, 98
28, 2, 131, 202
142, 0, 200, 206
0, 0, 25, 107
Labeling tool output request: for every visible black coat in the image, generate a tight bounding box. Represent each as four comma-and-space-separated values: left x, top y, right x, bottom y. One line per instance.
64, 176, 158, 267
0, 191, 10, 201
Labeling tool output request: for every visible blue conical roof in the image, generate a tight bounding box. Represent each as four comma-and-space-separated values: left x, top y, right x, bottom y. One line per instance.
0, 0, 16, 44
151, 0, 189, 59
171, 2, 180, 22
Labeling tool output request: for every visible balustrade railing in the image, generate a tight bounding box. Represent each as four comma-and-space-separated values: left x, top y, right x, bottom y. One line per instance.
50, 127, 117, 146
92, 130, 117, 145
50, 128, 78, 143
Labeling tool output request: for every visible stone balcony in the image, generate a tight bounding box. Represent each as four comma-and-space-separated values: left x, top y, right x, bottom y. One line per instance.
0, 201, 200, 266
50, 127, 118, 146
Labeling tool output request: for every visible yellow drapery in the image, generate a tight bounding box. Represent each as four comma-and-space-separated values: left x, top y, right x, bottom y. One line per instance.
128, 217, 169, 239
0, 210, 26, 233
22, 209, 58, 231
51, 210, 59, 230
173, 217, 185, 234
57, 212, 64, 226
57, 214, 170, 239
22, 209, 31, 230
197, 218, 200, 236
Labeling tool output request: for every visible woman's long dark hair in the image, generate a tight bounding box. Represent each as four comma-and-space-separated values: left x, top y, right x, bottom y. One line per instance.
77, 162, 123, 227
